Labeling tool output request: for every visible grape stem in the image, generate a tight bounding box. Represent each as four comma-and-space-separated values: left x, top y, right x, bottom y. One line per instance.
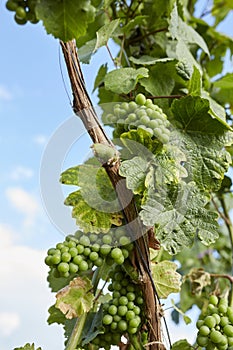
209, 273, 233, 284
65, 313, 87, 350
149, 94, 183, 99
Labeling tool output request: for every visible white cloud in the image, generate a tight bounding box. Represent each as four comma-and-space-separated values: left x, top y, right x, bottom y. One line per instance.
5, 187, 40, 227
33, 134, 47, 146
0, 312, 20, 337
10, 166, 34, 181
0, 85, 12, 101
0, 224, 63, 350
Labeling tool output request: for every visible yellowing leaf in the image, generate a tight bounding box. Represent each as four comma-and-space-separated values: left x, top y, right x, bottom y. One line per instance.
151, 261, 181, 298
56, 277, 94, 319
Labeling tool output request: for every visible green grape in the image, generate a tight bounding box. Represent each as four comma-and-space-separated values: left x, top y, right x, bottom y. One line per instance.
83, 247, 91, 256
6, 0, 18, 11
139, 115, 150, 125
212, 313, 221, 324
103, 314, 113, 325
127, 301, 134, 310
110, 321, 118, 331
220, 316, 229, 327
73, 255, 83, 265
57, 262, 69, 274
61, 252, 72, 262
79, 260, 89, 271
210, 330, 224, 343
228, 337, 233, 346
223, 324, 233, 336
126, 310, 135, 321
92, 243, 100, 252
69, 263, 78, 274
89, 252, 99, 261
115, 256, 125, 265
135, 93, 146, 105
129, 316, 141, 328
67, 240, 76, 248
126, 291, 136, 301
113, 315, 121, 322
199, 325, 210, 336
60, 246, 69, 253
50, 254, 61, 265
128, 327, 137, 334
111, 247, 123, 260
79, 235, 90, 247
45, 255, 53, 266
119, 296, 128, 306
128, 101, 138, 111
100, 244, 111, 256
118, 305, 128, 316
196, 320, 204, 329
16, 6, 27, 19
204, 315, 217, 328
56, 242, 64, 249
69, 247, 78, 257
108, 305, 118, 316
133, 306, 141, 315
196, 335, 209, 347
102, 234, 112, 244
118, 320, 128, 331
77, 244, 84, 254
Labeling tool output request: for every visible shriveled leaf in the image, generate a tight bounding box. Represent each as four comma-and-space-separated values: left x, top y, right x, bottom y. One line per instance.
56, 277, 94, 319
140, 181, 219, 254
95, 19, 120, 51
184, 268, 211, 295
151, 261, 181, 298
105, 67, 149, 94
36, 0, 95, 41
171, 339, 193, 350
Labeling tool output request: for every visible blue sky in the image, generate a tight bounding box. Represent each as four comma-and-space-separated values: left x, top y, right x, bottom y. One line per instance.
0, 2, 233, 350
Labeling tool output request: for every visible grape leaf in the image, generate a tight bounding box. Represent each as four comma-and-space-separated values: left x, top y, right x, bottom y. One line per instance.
151, 261, 181, 298
140, 181, 219, 254
171, 339, 193, 350
56, 277, 94, 318
47, 268, 76, 293
169, 2, 209, 55
36, 0, 95, 41
188, 66, 201, 96
81, 309, 104, 345
47, 304, 66, 325
93, 64, 108, 92
61, 164, 121, 213
184, 268, 211, 295
14, 345, 42, 350
170, 95, 232, 191
78, 38, 97, 64
201, 91, 230, 129
119, 156, 149, 194
94, 19, 120, 51
214, 73, 233, 88
104, 67, 149, 94
129, 56, 174, 66
65, 190, 122, 233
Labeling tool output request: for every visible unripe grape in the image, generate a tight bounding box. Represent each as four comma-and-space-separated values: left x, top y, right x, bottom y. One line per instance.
210, 329, 224, 343
79, 260, 89, 271
61, 252, 72, 262
79, 235, 90, 247
118, 305, 128, 316
197, 335, 209, 346
199, 325, 210, 336
223, 324, 233, 336
57, 262, 69, 273
69, 263, 78, 274
118, 319, 128, 331
135, 93, 146, 105
204, 315, 217, 328
73, 255, 83, 265
108, 305, 118, 316
100, 244, 111, 256
50, 254, 61, 265
103, 314, 113, 325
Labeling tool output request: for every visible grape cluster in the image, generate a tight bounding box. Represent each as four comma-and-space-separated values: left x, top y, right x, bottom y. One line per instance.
6, 0, 39, 25
89, 265, 144, 349
196, 295, 233, 349
45, 228, 133, 278
102, 93, 171, 144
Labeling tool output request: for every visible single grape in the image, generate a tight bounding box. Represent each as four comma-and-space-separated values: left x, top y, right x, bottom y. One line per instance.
6, 0, 18, 11
45, 256, 53, 266
102, 234, 112, 245
92, 243, 100, 252
69, 247, 78, 257
220, 316, 229, 327
108, 305, 118, 316
50, 254, 61, 265
79, 260, 89, 271
196, 335, 209, 347
69, 263, 78, 274
127, 292, 136, 301
89, 252, 99, 261
135, 93, 146, 105
73, 255, 83, 265
199, 325, 210, 336
118, 305, 128, 316
119, 296, 128, 306
129, 316, 141, 328
61, 252, 72, 262
204, 315, 217, 328
79, 235, 90, 247
126, 310, 135, 321
111, 247, 123, 260
117, 319, 128, 331
223, 324, 233, 336
103, 314, 113, 325
16, 6, 27, 19
210, 329, 224, 344
57, 262, 69, 274
83, 247, 91, 256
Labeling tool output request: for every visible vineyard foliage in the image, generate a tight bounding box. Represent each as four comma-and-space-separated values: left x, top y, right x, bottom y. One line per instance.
6, 0, 233, 349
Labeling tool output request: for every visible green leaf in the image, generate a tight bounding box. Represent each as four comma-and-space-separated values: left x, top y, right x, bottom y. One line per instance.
119, 156, 149, 194
129, 55, 174, 66
14, 345, 42, 350
140, 181, 219, 254
94, 19, 120, 51
122, 16, 148, 35
170, 300, 192, 325
36, 0, 96, 41
65, 190, 122, 233
56, 277, 94, 318
214, 73, 233, 89
151, 261, 181, 298
60, 166, 79, 186
47, 268, 76, 293
47, 304, 66, 325
169, 2, 209, 54
81, 309, 104, 345
140, 62, 175, 98
188, 66, 202, 96
171, 339, 193, 350
104, 67, 149, 94
171, 96, 232, 191
93, 64, 108, 91
78, 39, 97, 64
